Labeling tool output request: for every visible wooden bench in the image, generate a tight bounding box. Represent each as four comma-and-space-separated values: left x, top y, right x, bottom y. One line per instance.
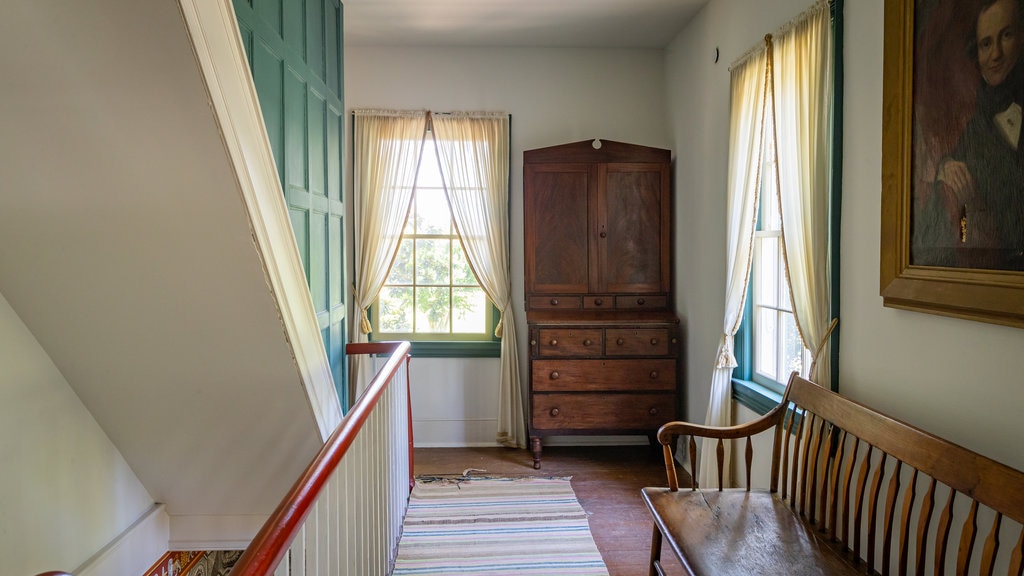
642, 374, 1024, 576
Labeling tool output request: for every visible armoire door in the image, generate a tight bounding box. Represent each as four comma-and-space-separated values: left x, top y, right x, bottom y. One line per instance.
523, 162, 592, 296
595, 162, 671, 294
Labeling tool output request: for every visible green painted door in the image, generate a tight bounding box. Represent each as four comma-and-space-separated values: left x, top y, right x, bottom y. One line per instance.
234, 0, 348, 409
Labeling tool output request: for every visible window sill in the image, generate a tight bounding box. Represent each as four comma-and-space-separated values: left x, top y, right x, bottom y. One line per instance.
732, 378, 784, 416
382, 340, 501, 358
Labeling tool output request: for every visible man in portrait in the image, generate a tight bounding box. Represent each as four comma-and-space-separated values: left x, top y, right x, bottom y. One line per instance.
912, 0, 1024, 271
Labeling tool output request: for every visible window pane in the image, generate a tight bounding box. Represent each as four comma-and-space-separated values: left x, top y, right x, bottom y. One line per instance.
452, 287, 487, 333
756, 307, 778, 381
415, 239, 451, 285
757, 237, 779, 306
416, 141, 444, 188
415, 286, 450, 333
782, 311, 804, 379
378, 287, 413, 333
760, 169, 781, 232
386, 239, 414, 284
779, 257, 792, 312
414, 188, 451, 234
452, 242, 477, 286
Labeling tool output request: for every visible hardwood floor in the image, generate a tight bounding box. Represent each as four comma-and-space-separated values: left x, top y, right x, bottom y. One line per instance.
412, 445, 689, 576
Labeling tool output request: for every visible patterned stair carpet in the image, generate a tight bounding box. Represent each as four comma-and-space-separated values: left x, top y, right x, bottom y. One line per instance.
393, 476, 610, 575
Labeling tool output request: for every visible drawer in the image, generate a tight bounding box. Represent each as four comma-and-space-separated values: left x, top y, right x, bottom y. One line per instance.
615, 295, 668, 309
536, 328, 603, 357
531, 393, 676, 431
528, 295, 582, 310
532, 359, 676, 392
583, 295, 614, 309
606, 328, 673, 356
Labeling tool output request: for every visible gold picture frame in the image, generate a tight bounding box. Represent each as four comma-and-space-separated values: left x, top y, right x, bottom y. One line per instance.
880, 0, 1024, 328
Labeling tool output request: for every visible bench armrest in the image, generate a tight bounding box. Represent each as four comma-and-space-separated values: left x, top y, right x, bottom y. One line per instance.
656, 402, 788, 491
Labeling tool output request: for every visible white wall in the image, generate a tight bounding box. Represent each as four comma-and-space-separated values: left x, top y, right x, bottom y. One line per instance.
345, 45, 671, 446
667, 0, 1024, 473
0, 291, 160, 575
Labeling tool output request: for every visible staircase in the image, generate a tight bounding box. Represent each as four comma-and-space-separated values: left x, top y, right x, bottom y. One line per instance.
1, 1, 342, 573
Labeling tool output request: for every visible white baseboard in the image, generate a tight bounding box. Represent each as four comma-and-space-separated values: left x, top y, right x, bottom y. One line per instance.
168, 514, 268, 550
75, 504, 169, 576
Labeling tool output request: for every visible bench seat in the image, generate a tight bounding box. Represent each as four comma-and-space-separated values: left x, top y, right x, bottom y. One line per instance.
642, 488, 861, 575
642, 374, 1024, 576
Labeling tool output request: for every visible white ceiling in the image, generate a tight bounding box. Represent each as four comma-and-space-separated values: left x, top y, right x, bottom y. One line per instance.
343, 0, 709, 48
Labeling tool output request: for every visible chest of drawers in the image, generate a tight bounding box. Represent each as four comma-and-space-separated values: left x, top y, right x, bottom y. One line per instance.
526, 315, 680, 468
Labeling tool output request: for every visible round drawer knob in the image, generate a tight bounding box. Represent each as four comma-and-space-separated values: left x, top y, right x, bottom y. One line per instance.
637, 298, 646, 305
583, 338, 592, 346
550, 408, 560, 417
649, 408, 659, 416
550, 298, 559, 306
550, 371, 560, 380
549, 338, 558, 346
594, 298, 604, 306
650, 338, 659, 345
616, 338, 625, 346
672, 338, 678, 344
530, 340, 537, 346
649, 371, 659, 379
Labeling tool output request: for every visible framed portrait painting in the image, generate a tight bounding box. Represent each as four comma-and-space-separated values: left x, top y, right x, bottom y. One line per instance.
881, 0, 1024, 328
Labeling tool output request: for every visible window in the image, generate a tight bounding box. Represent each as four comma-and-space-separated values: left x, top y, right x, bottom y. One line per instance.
731, 1, 843, 414
748, 156, 810, 393
371, 138, 499, 351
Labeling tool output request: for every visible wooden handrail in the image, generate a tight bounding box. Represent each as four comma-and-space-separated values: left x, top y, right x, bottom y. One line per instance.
227, 341, 412, 576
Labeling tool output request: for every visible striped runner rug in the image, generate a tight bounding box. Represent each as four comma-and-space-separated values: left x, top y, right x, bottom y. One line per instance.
393, 476, 610, 575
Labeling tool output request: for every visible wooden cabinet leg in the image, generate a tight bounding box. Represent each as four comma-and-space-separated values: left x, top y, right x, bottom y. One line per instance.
530, 436, 542, 469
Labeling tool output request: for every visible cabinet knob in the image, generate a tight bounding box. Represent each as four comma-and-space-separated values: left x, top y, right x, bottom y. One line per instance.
637, 298, 646, 305
583, 338, 592, 346
550, 298, 559, 306
649, 408, 659, 416
594, 298, 604, 306
671, 338, 678, 344
550, 407, 560, 417
616, 338, 625, 346
650, 338, 659, 345
599, 231, 607, 238
549, 371, 560, 380
549, 338, 558, 346
649, 371, 659, 379
530, 340, 537, 346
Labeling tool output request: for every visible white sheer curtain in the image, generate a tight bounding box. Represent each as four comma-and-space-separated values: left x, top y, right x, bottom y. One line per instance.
699, 41, 772, 489
430, 112, 524, 448
771, 2, 836, 384
351, 110, 427, 394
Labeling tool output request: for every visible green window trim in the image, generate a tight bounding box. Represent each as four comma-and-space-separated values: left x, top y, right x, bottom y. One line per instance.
369, 302, 502, 358
732, 378, 785, 417
402, 340, 501, 358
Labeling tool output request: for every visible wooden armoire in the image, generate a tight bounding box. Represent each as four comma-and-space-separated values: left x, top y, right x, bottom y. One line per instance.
523, 139, 680, 469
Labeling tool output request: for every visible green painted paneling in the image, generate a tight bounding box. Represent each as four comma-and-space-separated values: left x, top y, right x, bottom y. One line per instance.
236, 0, 348, 410
307, 1, 325, 80
284, 1, 304, 61
254, 0, 282, 36
284, 71, 307, 190
309, 92, 325, 196
310, 212, 327, 311
252, 40, 284, 179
